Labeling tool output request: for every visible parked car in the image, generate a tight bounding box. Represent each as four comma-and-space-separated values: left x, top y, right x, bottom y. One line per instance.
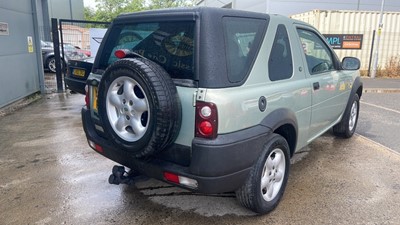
41, 40, 60, 73
63, 43, 89, 58
73, 45, 91, 57
41, 41, 86, 73
66, 57, 94, 94
81, 7, 362, 214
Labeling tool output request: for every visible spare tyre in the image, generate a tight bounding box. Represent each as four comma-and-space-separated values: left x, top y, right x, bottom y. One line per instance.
97, 58, 182, 158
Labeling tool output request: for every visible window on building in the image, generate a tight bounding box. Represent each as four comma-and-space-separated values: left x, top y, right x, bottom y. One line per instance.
268, 24, 293, 81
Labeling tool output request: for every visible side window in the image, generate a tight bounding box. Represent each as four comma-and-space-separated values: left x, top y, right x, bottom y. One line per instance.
297, 29, 334, 75
268, 24, 293, 81
223, 17, 266, 83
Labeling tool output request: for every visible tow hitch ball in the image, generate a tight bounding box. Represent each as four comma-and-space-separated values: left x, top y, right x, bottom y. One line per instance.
108, 165, 135, 185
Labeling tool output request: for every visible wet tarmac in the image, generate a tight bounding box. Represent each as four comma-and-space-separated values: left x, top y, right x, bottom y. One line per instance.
0, 93, 399, 224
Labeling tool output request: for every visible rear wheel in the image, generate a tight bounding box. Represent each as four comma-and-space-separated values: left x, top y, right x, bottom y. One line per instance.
98, 58, 181, 158
333, 94, 360, 138
236, 134, 290, 214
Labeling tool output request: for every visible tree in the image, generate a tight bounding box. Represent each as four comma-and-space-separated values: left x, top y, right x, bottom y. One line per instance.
84, 0, 195, 22
125, 0, 145, 13
84, 7, 95, 20
148, 0, 195, 9
84, 0, 145, 22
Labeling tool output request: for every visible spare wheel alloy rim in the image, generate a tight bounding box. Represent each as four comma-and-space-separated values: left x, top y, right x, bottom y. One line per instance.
106, 76, 150, 142
260, 148, 286, 202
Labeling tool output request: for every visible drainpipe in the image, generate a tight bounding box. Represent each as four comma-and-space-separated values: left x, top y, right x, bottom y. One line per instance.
69, 0, 73, 19
32, 0, 46, 94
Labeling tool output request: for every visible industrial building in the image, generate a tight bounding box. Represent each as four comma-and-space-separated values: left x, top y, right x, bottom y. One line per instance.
0, 0, 83, 108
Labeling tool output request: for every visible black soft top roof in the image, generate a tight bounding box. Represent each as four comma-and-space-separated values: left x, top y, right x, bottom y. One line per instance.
97, 7, 271, 88
115, 7, 269, 23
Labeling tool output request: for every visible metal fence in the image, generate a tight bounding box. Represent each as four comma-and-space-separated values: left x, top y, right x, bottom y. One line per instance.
45, 19, 110, 93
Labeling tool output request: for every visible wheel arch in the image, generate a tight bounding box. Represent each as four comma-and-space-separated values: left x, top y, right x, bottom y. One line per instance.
260, 108, 298, 157
356, 84, 363, 99
345, 76, 363, 114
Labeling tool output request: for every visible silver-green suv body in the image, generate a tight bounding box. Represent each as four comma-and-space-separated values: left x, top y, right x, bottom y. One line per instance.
82, 7, 362, 214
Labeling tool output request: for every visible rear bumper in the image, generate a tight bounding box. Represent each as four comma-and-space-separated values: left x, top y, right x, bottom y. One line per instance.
65, 76, 86, 94
82, 107, 272, 193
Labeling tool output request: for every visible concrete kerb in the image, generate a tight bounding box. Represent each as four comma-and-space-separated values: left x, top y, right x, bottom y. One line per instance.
363, 88, 400, 93
0, 93, 42, 117
356, 134, 400, 157
361, 77, 400, 92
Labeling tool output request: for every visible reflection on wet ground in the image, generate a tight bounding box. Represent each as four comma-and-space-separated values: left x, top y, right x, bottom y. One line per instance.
0, 93, 399, 224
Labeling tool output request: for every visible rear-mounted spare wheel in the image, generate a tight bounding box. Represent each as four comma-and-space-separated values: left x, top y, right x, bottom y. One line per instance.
98, 58, 182, 158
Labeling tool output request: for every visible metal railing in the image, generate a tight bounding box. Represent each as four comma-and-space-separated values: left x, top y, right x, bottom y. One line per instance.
47, 18, 110, 93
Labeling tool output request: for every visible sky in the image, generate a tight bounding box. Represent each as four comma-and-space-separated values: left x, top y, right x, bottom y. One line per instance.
83, 0, 400, 16
83, 0, 96, 8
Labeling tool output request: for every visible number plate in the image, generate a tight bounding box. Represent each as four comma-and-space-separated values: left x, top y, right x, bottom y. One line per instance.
72, 68, 85, 77
92, 86, 98, 112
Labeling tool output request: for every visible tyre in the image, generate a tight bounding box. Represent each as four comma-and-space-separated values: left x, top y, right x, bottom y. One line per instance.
46, 57, 65, 73
97, 58, 181, 158
46, 57, 56, 73
235, 133, 290, 214
333, 94, 360, 138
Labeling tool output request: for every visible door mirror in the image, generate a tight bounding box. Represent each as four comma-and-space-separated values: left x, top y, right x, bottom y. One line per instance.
342, 57, 360, 70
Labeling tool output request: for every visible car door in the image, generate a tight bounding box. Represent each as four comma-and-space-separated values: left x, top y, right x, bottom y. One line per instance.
295, 27, 345, 141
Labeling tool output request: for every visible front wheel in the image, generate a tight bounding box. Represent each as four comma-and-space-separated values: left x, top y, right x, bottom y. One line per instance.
333, 94, 360, 138
235, 134, 290, 214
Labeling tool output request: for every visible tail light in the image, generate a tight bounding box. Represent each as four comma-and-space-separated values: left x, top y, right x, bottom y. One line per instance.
85, 85, 90, 108
195, 101, 218, 139
114, 49, 128, 59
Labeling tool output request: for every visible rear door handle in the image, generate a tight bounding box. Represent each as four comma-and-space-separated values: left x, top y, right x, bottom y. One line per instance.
313, 82, 320, 90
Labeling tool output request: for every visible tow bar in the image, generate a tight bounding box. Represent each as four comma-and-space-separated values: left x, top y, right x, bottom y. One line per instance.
108, 165, 146, 185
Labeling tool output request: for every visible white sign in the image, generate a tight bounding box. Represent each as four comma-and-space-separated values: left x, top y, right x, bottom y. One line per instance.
0, 22, 9, 35
89, 28, 107, 58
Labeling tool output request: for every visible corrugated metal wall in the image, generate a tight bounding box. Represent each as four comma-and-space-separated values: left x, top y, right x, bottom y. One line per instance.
291, 10, 400, 70
0, 0, 42, 108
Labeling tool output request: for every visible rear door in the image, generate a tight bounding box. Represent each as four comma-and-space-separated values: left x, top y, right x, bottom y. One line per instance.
93, 20, 198, 146
295, 27, 346, 141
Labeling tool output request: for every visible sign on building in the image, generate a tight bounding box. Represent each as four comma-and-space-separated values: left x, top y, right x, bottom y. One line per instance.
0, 22, 9, 35
324, 34, 363, 50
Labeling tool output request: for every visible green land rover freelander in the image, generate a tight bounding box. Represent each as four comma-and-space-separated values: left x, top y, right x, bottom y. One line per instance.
81, 7, 362, 214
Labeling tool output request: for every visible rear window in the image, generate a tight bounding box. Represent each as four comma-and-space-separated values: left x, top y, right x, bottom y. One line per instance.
99, 21, 195, 80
